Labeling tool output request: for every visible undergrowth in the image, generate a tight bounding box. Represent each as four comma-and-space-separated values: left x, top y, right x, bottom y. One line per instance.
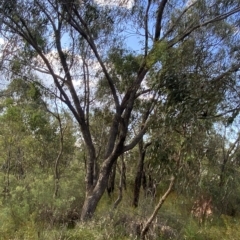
1, 177, 240, 239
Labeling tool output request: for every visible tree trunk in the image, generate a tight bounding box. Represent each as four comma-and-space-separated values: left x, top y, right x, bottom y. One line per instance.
113, 154, 125, 209
219, 157, 228, 187
81, 154, 118, 221
144, 164, 156, 198
133, 139, 145, 207
107, 161, 117, 197
142, 170, 147, 191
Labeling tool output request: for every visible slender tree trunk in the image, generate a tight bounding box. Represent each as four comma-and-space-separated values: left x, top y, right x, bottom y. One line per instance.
142, 170, 147, 192
54, 121, 65, 198
144, 164, 156, 198
107, 161, 117, 197
133, 139, 145, 207
122, 159, 127, 190
219, 157, 228, 187
16, 147, 24, 180
53, 133, 64, 198
113, 154, 125, 209
3, 147, 11, 199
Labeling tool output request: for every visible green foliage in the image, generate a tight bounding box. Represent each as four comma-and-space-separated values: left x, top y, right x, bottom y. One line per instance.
10, 59, 22, 74
0, 77, 80, 238
97, 48, 143, 95
146, 41, 168, 67
0, 160, 85, 239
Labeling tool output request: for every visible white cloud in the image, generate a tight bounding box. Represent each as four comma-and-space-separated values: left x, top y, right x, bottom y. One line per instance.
94, 0, 134, 9
0, 38, 4, 45
186, 0, 197, 7
33, 50, 101, 93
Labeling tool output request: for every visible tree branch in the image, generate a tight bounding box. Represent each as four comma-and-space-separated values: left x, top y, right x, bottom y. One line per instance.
161, 1, 197, 40
211, 63, 240, 84
154, 0, 169, 41
65, 4, 121, 112
144, 0, 152, 56
140, 176, 175, 239
169, 6, 240, 47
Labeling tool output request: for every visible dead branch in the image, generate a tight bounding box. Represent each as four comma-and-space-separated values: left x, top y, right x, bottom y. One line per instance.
140, 176, 175, 239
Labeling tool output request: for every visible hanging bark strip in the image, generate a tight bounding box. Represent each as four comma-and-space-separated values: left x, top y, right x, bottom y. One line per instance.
140, 176, 175, 240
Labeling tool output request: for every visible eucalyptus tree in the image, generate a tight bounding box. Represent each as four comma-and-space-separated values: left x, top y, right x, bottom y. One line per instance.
0, 78, 76, 198
0, 0, 240, 220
